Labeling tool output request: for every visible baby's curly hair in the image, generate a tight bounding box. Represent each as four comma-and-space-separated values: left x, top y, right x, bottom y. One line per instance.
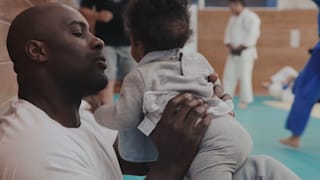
125, 0, 191, 53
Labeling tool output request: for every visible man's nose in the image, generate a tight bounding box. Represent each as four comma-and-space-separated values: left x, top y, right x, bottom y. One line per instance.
91, 36, 105, 51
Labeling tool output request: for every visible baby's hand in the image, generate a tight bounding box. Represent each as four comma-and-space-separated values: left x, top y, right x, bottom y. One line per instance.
208, 73, 235, 117
208, 73, 218, 84
221, 94, 235, 117
208, 73, 223, 97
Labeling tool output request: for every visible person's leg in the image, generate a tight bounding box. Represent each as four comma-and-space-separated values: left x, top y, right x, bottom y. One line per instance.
233, 155, 300, 180
280, 95, 315, 148
100, 46, 118, 105
223, 56, 238, 98
187, 115, 252, 180
238, 59, 255, 108
117, 46, 136, 81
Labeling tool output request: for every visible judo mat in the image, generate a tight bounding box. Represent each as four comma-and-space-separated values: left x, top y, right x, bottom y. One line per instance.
263, 100, 320, 119
122, 96, 320, 180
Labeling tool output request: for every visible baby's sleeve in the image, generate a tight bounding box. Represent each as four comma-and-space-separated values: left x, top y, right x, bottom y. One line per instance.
94, 70, 145, 130
194, 53, 222, 85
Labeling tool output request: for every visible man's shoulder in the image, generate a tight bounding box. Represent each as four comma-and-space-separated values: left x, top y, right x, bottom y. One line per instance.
0, 100, 39, 139
0, 100, 48, 180
0, 99, 67, 146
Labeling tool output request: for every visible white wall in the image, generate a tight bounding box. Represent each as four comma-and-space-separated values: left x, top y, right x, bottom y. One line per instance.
183, 4, 198, 54
278, 0, 317, 9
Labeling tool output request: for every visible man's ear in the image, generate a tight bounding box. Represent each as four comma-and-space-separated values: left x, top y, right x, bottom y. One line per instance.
25, 40, 48, 63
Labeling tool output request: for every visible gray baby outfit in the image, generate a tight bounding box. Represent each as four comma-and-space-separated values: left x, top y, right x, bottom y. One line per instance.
95, 49, 253, 179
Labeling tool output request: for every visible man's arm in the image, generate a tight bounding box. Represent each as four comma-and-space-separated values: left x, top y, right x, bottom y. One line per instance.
79, 7, 113, 23
113, 139, 152, 176
113, 94, 210, 179
145, 94, 212, 180
79, 0, 113, 31
110, 94, 208, 178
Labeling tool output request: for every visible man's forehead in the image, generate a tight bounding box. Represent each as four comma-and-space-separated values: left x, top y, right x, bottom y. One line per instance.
64, 15, 89, 28
44, 5, 88, 27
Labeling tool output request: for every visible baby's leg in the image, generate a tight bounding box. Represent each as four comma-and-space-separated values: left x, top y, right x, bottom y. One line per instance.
233, 155, 300, 180
186, 115, 253, 179
186, 164, 232, 180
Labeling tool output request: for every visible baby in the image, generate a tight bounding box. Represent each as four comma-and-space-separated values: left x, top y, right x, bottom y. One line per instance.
94, 0, 253, 179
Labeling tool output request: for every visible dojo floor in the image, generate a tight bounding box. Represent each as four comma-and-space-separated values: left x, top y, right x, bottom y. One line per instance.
121, 96, 320, 180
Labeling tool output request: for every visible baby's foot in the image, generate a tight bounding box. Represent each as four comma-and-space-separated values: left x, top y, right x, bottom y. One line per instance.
280, 136, 300, 148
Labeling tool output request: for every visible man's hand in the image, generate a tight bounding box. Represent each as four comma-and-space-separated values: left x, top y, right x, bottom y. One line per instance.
146, 94, 212, 180
208, 73, 228, 98
98, 10, 113, 22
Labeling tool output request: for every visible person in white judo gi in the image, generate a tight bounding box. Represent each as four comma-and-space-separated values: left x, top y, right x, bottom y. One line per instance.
262, 66, 298, 102
223, 0, 261, 108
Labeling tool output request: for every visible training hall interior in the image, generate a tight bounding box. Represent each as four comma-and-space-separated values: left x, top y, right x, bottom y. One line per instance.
1, 0, 320, 179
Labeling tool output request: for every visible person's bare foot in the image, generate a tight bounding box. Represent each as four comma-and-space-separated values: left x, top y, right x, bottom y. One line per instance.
261, 81, 270, 89
238, 102, 247, 109
280, 136, 301, 148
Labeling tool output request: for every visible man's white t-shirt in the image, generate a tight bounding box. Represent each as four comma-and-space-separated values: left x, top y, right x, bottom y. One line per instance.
0, 100, 300, 180
0, 99, 122, 180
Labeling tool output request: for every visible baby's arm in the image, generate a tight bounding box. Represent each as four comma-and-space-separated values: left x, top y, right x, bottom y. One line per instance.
94, 70, 145, 130
196, 54, 235, 114
194, 53, 223, 95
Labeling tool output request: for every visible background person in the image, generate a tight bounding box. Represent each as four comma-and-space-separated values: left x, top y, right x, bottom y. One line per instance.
262, 66, 298, 102
80, 0, 136, 106
223, 0, 261, 109
280, 0, 320, 148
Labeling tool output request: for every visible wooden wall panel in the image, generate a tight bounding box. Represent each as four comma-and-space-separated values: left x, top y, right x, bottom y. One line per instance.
198, 9, 318, 95
0, 23, 10, 62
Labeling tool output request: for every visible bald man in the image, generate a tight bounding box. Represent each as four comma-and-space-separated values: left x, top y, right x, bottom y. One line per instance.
0, 3, 299, 180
